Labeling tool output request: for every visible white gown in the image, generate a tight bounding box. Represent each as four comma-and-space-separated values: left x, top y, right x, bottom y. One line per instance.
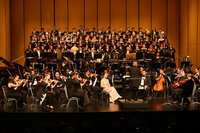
101, 78, 122, 103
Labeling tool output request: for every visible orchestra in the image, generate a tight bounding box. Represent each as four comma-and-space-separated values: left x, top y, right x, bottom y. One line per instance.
4, 26, 200, 111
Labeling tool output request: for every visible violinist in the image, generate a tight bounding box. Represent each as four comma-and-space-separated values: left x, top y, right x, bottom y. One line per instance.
82, 71, 101, 102
67, 73, 90, 107
173, 73, 194, 105
7, 75, 28, 107
54, 72, 66, 102
43, 74, 58, 110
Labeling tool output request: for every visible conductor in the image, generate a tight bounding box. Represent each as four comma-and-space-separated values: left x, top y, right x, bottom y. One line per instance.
129, 61, 142, 100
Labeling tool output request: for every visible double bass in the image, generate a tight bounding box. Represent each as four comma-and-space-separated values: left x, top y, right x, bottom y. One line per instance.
153, 74, 165, 91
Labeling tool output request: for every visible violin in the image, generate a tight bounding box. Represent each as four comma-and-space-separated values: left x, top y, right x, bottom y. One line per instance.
171, 79, 188, 89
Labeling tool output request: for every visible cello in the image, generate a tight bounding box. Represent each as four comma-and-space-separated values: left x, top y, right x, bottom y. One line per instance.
153, 74, 165, 91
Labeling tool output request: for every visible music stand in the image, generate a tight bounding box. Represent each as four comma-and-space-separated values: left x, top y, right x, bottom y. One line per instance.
153, 62, 162, 70
111, 64, 120, 70
181, 61, 190, 68
33, 63, 44, 72
47, 63, 57, 72
166, 62, 176, 68
126, 53, 136, 60
63, 52, 74, 61
136, 52, 143, 60
42, 52, 52, 58
76, 53, 84, 60
94, 53, 102, 59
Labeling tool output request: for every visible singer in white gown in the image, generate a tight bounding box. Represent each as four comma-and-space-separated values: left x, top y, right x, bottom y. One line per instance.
101, 73, 122, 103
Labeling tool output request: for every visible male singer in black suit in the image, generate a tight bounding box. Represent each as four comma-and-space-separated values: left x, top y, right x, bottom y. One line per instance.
129, 61, 142, 101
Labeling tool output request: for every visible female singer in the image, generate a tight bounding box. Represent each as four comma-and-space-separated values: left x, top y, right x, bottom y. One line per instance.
100, 72, 122, 103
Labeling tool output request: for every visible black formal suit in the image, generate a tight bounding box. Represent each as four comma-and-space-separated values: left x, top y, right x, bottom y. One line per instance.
173, 78, 194, 104
137, 75, 151, 100
129, 66, 142, 88
67, 78, 90, 106
180, 79, 194, 98
128, 66, 142, 100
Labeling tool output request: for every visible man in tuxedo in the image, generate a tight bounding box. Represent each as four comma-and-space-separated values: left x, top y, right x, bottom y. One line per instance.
137, 70, 151, 101
129, 61, 142, 101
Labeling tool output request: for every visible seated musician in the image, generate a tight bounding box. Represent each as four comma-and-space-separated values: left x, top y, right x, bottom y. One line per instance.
173, 73, 194, 105
81, 71, 101, 102
54, 72, 66, 101
67, 73, 90, 107
194, 68, 200, 85
153, 68, 166, 92
42, 74, 58, 110
7, 75, 28, 107
100, 72, 122, 103
138, 70, 151, 101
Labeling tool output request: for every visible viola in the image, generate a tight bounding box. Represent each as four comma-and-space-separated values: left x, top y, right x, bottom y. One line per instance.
153, 75, 165, 92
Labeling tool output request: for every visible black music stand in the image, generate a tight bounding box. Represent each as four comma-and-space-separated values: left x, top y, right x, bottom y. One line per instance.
111, 64, 120, 70
136, 52, 143, 60
76, 53, 84, 60
181, 61, 190, 68
166, 62, 176, 68
94, 53, 102, 59
42, 52, 53, 59
47, 63, 57, 72
63, 52, 74, 61
153, 62, 162, 70
33, 63, 44, 73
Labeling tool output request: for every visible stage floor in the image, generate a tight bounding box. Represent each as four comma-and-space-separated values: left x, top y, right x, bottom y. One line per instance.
1, 97, 200, 132
1, 96, 200, 113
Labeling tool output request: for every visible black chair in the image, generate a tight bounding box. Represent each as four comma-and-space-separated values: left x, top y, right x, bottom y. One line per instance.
60, 85, 80, 112
1, 86, 18, 111
100, 87, 110, 104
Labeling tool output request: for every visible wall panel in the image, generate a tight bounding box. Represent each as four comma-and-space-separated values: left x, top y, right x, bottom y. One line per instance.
197, 0, 200, 66
24, 0, 40, 49
5, 0, 10, 61
98, 0, 110, 29
127, 0, 138, 30
68, 0, 84, 30
152, 0, 167, 32
168, 0, 179, 66
188, 0, 198, 70
41, 0, 54, 30
179, 0, 188, 62
140, 0, 151, 31
85, 0, 97, 31
0, 0, 6, 66
11, 0, 24, 65
55, 0, 67, 31
111, 0, 126, 31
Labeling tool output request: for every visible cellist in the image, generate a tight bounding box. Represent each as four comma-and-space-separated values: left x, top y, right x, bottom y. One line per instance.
153, 68, 166, 92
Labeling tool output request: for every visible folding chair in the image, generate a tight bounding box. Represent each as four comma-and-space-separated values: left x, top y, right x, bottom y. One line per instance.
2, 86, 18, 111
60, 85, 80, 112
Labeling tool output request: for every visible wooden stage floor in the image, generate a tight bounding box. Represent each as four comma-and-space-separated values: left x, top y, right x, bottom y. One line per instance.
1, 97, 200, 132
